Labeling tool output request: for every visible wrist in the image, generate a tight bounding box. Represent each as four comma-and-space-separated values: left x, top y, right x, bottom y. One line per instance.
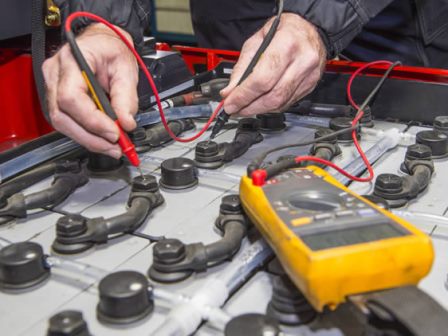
78, 23, 134, 47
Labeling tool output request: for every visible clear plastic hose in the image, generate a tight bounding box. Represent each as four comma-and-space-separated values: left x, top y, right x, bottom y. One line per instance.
286, 114, 331, 128
0, 138, 79, 182
0, 103, 218, 182
392, 210, 448, 236
136, 102, 218, 128
45, 255, 108, 281
153, 239, 273, 335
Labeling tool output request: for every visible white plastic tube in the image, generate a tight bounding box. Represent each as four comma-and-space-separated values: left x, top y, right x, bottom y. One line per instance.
45, 256, 108, 281
333, 128, 401, 185
136, 102, 219, 127
153, 239, 273, 335
392, 210, 448, 235
287, 114, 331, 128
361, 127, 416, 146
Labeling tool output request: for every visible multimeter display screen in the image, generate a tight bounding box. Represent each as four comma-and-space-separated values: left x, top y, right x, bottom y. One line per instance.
301, 223, 405, 251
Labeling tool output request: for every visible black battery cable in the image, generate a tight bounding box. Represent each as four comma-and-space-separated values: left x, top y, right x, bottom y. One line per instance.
247, 61, 401, 183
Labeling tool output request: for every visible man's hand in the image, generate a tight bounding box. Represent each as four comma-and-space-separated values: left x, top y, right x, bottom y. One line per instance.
221, 13, 326, 117
42, 23, 138, 158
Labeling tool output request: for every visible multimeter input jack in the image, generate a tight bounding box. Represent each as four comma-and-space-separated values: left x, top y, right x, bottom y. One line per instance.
148, 195, 249, 283
52, 174, 164, 254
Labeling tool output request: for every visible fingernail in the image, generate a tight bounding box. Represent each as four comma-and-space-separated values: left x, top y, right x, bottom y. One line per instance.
106, 148, 122, 159
105, 131, 119, 143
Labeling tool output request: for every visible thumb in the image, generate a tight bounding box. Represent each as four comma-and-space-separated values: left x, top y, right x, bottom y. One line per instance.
220, 32, 264, 99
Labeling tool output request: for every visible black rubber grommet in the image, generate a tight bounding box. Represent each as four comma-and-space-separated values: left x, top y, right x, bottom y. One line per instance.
416, 130, 448, 158
87, 152, 123, 173
256, 113, 286, 133
97, 271, 153, 325
47, 310, 91, 336
225, 314, 280, 336
52, 215, 94, 255
159, 158, 198, 190
51, 240, 94, 255
361, 195, 390, 210
148, 239, 193, 283
266, 276, 316, 326
314, 128, 338, 144
147, 266, 193, 283
0, 242, 50, 290
194, 141, 224, 169
329, 117, 360, 142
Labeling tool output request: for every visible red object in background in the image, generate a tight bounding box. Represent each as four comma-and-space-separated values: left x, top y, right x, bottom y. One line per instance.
2, 43, 448, 152
0, 50, 53, 152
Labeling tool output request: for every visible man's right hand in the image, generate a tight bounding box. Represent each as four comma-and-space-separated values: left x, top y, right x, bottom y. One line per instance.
42, 23, 139, 158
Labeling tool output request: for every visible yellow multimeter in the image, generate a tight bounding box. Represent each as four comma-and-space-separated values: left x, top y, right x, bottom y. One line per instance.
240, 166, 434, 311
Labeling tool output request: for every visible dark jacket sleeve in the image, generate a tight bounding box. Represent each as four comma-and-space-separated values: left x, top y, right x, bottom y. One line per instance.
283, 0, 393, 58
54, 0, 150, 49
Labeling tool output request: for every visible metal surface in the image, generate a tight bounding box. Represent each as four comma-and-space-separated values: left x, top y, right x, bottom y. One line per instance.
1, 116, 447, 335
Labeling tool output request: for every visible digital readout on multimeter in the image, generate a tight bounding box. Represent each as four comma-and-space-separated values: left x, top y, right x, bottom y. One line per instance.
301, 222, 405, 251
240, 167, 434, 311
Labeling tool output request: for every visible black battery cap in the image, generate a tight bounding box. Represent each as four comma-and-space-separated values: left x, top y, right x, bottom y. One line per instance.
0, 242, 50, 290
416, 130, 448, 158
225, 314, 280, 336
159, 157, 198, 190
97, 271, 153, 325
47, 310, 90, 336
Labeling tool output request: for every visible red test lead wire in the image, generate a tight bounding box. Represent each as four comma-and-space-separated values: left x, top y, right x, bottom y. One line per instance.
252, 60, 397, 187
65, 12, 225, 144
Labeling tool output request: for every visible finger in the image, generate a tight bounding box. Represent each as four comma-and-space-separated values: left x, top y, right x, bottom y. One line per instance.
109, 55, 138, 132
236, 60, 305, 117
237, 56, 322, 117
224, 28, 296, 115
56, 47, 120, 142
52, 108, 122, 158
220, 31, 264, 98
46, 61, 122, 157
42, 57, 60, 116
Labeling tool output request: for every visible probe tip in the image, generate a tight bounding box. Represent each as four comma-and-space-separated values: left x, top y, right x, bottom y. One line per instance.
137, 166, 145, 180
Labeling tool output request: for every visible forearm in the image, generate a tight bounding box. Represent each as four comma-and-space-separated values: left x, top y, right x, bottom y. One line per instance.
54, 0, 149, 49
283, 0, 394, 58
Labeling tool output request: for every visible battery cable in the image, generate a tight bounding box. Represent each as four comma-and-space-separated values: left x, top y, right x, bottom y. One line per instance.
250, 61, 401, 186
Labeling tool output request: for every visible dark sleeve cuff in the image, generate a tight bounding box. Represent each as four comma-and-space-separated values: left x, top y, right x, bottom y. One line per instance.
283, 0, 392, 58
55, 0, 150, 50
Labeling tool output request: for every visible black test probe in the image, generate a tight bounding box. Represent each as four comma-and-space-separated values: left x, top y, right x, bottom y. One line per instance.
64, 26, 143, 176
208, 0, 284, 141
